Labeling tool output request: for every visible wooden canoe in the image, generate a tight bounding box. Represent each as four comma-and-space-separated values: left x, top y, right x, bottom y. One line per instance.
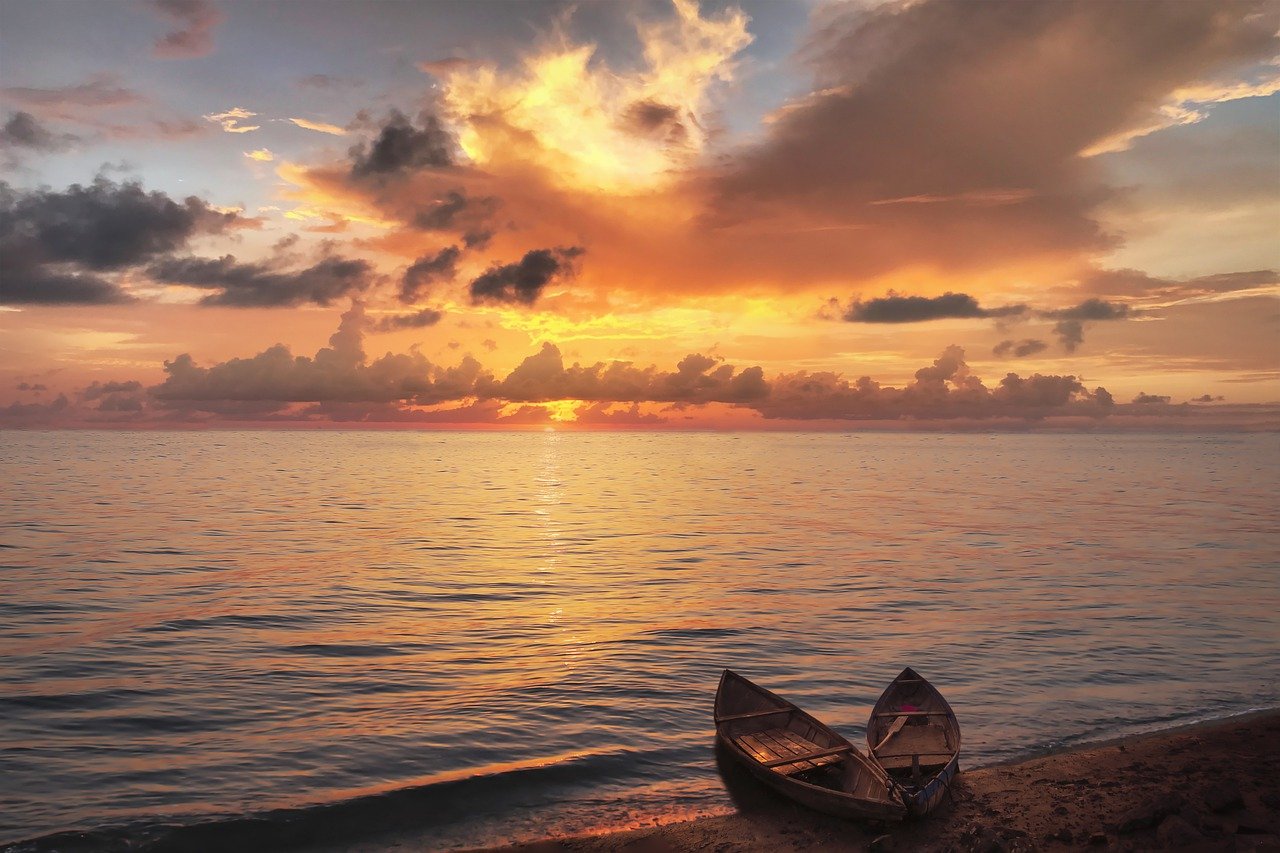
866, 666, 960, 816
714, 669, 906, 821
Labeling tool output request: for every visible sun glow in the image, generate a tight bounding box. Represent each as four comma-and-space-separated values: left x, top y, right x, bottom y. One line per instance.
439, 0, 752, 194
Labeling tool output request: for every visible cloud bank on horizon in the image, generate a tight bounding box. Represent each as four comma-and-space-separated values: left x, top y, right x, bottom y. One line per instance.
1, 0, 1277, 428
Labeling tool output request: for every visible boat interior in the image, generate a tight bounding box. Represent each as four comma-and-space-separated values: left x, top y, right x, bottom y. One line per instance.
869, 674, 958, 784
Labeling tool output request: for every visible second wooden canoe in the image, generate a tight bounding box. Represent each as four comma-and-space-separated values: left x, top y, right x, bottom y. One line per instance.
866, 666, 961, 816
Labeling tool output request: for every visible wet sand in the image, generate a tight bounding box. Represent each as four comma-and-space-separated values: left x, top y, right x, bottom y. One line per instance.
453, 709, 1280, 852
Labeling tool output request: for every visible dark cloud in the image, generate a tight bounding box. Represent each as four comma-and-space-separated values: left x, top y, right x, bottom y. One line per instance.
412, 189, 501, 241
16, 383, 48, 392
350, 110, 454, 177
81, 380, 143, 400
81, 380, 147, 412
621, 99, 688, 144
374, 308, 444, 332
712, 0, 1277, 277
148, 254, 374, 307
400, 246, 459, 303
845, 291, 1027, 323
1042, 298, 1133, 352
993, 339, 1048, 359
469, 247, 584, 305
1, 112, 77, 151
149, 0, 225, 59
0, 177, 236, 305
1191, 394, 1225, 403
0, 177, 238, 272
0, 267, 133, 306
1132, 392, 1172, 405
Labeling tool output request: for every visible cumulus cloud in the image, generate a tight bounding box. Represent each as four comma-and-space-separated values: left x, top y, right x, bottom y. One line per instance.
1132, 392, 1172, 405
145, 308, 1123, 424
148, 254, 374, 307
244, 148, 274, 162
844, 292, 1027, 323
711, 0, 1278, 279
0, 177, 239, 305
993, 339, 1049, 359
153, 302, 493, 406
469, 246, 583, 305
149, 0, 225, 59
495, 344, 768, 405
756, 346, 1114, 422
400, 245, 460, 303
350, 110, 454, 177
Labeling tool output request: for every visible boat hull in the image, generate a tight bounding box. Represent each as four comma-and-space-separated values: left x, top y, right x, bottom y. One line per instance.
717, 732, 908, 821
714, 670, 906, 822
867, 666, 961, 817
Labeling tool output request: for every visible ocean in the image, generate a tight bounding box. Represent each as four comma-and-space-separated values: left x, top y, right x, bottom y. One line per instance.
2, 430, 1277, 850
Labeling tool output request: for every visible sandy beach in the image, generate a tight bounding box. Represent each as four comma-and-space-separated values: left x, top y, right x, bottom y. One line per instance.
313, 710, 1280, 853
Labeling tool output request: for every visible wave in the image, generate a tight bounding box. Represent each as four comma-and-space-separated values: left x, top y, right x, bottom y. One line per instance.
5, 746, 671, 853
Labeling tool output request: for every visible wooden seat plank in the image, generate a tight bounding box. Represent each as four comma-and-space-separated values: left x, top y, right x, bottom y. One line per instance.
763, 744, 853, 769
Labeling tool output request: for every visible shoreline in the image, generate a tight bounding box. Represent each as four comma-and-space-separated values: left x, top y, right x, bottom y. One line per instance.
450, 708, 1280, 852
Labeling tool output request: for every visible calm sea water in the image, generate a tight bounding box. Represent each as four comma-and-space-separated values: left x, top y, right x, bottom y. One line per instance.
2, 431, 1278, 850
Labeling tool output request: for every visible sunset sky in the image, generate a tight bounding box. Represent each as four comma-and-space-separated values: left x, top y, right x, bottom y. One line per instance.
2, 0, 1277, 428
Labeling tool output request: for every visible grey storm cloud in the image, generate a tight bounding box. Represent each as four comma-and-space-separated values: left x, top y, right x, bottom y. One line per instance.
1, 112, 78, 151
0, 267, 133, 305
350, 110, 454, 177
148, 0, 225, 59
0, 177, 239, 305
0, 178, 238, 270
993, 339, 1049, 359
469, 247, 584, 305
837, 289, 1140, 354
374, 308, 444, 332
148, 254, 374, 307
844, 292, 1027, 323
400, 245, 460, 303
413, 190, 500, 234
1042, 298, 1134, 352
1132, 392, 1172, 405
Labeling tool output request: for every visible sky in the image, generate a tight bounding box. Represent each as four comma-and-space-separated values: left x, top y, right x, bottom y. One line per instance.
1, 0, 1277, 429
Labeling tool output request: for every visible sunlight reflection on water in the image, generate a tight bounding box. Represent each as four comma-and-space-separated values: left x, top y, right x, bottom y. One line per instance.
1, 430, 1278, 848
